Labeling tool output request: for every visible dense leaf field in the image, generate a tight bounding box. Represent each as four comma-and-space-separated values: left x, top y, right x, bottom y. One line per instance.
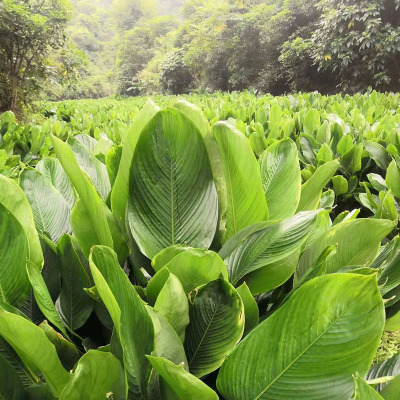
1, 91, 400, 399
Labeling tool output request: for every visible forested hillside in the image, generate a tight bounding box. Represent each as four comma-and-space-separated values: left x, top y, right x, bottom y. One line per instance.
1, 0, 399, 110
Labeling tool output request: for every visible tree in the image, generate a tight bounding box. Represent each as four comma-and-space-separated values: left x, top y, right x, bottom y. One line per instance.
312, 0, 400, 92
0, 0, 72, 112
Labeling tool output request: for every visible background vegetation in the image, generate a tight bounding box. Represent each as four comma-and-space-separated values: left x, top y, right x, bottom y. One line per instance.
1, 0, 400, 113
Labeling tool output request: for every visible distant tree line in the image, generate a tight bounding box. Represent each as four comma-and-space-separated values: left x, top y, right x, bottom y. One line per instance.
116, 0, 400, 96
0, 0, 399, 112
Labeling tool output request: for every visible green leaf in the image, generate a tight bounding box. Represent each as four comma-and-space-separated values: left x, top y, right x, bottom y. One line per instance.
0, 175, 43, 268
26, 261, 66, 336
147, 247, 228, 305
0, 203, 29, 308
212, 121, 268, 242
236, 282, 259, 335
303, 108, 320, 135
0, 306, 70, 397
127, 108, 218, 259
89, 246, 154, 400
379, 374, 400, 400
36, 157, 75, 209
147, 356, 219, 400
353, 372, 384, 400
220, 210, 319, 285
57, 234, 94, 331
260, 138, 301, 220
68, 137, 111, 201
0, 354, 26, 400
217, 274, 384, 400
111, 99, 160, 231
296, 160, 339, 211
386, 160, 400, 198
146, 307, 188, 368
70, 199, 129, 263
59, 350, 123, 400
297, 219, 395, 278
154, 274, 189, 342
20, 169, 71, 243
184, 278, 244, 377
51, 135, 113, 250
367, 353, 400, 392
40, 321, 80, 371
332, 175, 348, 196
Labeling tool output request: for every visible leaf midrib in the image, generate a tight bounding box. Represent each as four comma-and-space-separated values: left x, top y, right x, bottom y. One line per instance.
253, 303, 352, 400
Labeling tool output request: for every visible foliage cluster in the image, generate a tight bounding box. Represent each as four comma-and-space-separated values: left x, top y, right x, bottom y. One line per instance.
0, 91, 400, 398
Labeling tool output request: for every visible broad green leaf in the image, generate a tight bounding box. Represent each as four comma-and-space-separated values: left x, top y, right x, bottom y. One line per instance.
243, 250, 300, 295
332, 175, 348, 196
89, 246, 154, 400
154, 274, 189, 342
260, 138, 301, 220
0, 306, 70, 397
147, 248, 228, 305
386, 160, 400, 198
220, 210, 320, 285
152, 245, 188, 272
0, 203, 30, 308
111, 99, 160, 231
236, 282, 259, 335
57, 235, 94, 331
297, 219, 395, 278
0, 354, 26, 400
385, 310, 400, 331
71, 199, 129, 263
68, 137, 111, 200
184, 279, 244, 377
174, 100, 227, 245
26, 261, 66, 336
341, 143, 363, 174
353, 373, 384, 400
51, 136, 113, 249
147, 356, 218, 400
212, 122, 268, 242
59, 350, 123, 400
127, 108, 218, 259
36, 157, 75, 209
20, 169, 71, 243
40, 321, 80, 371
296, 160, 339, 211
217, 274, 384, 400
0, 175, 43, 268
303, 108, 320, 135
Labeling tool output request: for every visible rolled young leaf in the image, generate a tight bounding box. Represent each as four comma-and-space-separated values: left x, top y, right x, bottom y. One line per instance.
217, 273, 384, 400
212, 122, 268, 242
127, 108, 218, 259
